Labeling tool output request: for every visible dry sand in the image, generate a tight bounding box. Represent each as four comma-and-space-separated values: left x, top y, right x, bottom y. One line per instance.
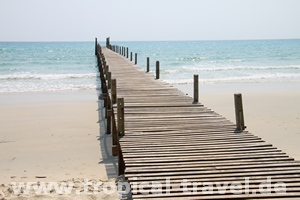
1, 83, 300, 199
0, 91, 118, 199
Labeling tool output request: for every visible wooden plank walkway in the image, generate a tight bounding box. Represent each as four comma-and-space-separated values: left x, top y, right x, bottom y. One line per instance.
96, 42, 300, 199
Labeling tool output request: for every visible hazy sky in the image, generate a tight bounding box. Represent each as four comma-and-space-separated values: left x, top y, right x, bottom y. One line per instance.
0, 0, 300, 41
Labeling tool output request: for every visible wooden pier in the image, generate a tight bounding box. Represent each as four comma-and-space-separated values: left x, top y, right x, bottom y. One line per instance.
96, 39, 300, 199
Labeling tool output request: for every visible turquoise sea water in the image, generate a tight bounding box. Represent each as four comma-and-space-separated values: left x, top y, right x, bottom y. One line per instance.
1, 40, 300, 93
114, 40, 300, 85
0, 42, 97, 93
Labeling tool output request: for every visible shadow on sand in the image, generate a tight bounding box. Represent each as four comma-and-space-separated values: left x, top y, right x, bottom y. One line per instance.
96, 88, 118, 179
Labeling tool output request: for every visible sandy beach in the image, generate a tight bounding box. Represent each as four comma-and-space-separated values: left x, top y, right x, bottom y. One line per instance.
0, 82, 300, 199
0, 91, 118, 199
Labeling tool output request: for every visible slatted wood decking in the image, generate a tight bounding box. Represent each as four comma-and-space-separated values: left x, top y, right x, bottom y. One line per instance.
96, 41, 300, 199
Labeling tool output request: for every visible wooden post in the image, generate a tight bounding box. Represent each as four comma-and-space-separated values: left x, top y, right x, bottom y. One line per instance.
130, 52, 132, 61
105, 65, 109, 78
103, 61, 106, 74
135, 53, 137, 65
112, 111, 119, 156
117, 98, 125, 136
194, 74, 199, 103
107, 72, 111, 89
118, 145, 125, 175
126, 48, 129, 58
234, 93, 246, 131
95, 37, 97, 55
111, 79, 117, 104
147, 57, 150, 72
106, 37, 110, 48
106, 96, 111, 134
156, 61, 160, 79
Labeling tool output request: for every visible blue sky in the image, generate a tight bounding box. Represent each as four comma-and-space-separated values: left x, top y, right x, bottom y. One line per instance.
0, 0, 300, 41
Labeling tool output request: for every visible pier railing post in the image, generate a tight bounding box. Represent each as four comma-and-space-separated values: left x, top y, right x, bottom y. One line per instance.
135, 53, 137, 65
126, 48, 129, 59
147, 57, 150, 72
112, 111, 119, 156
156, 61, 160, 79
106, 37, 110, 48
107, 95, 112, 134
107, 72, 111, 89
111, 79, 117, 104
117, 98, 125, 136
234, 93, 246, 131
194, 74, 199, 103
118, 145, 125, 175
103, 61, 106, 74
105, 65, 109, 78
95, 37, 97, 55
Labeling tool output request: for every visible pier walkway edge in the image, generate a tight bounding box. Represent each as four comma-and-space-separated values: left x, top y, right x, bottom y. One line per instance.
96, 39, 300, 199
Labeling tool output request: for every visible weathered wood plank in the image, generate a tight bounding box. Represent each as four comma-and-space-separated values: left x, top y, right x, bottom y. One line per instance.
99, 46, 300, 200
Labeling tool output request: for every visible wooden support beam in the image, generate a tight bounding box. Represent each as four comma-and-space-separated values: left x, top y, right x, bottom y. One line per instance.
156, 61, 160, 79
106, 95, 111, 134
107, 72, 111, 89
234, 93, 246, 131
111, 79, 117, 104
106, 37, 110, 48
105, 65, 109, 79
126, 47, 129, 58
147, 57, 150, 72
130, 52, 132, 61
103, 60, 106, 74
95, 37, 97, 55
135, 53, 137, 65
194, 74, 199, 103
118, 145, 125, 175
112, 111, 118, 156
117, 98, 125, 136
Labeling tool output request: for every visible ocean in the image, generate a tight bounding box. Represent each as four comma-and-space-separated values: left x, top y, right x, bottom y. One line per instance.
1, 40, 300, 93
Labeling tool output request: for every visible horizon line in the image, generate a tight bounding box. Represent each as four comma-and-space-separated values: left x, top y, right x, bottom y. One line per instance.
1, 38, 300, 43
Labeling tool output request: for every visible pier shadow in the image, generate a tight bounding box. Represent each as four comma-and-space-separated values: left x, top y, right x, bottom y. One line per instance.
96, 88, 118, 179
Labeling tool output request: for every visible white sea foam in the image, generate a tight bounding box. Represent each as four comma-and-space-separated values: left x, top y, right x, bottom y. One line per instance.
0, 73, 96, 80
0, 83, 97, 93
161, 65, 300, 74
165, 73, 300, 85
